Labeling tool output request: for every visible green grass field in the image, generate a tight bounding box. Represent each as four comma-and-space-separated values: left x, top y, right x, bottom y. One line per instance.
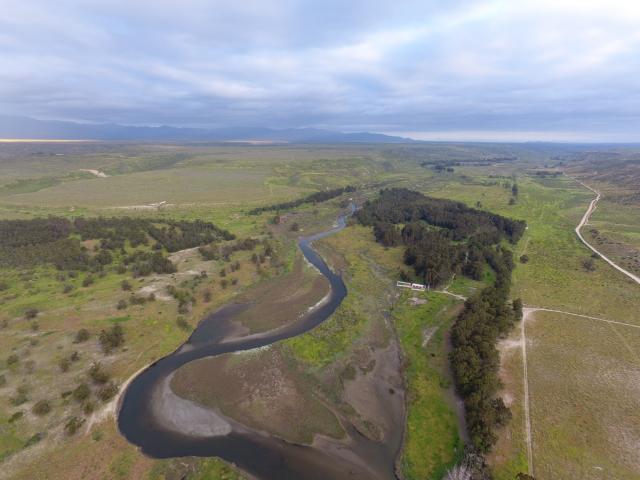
393, 291, 464, 479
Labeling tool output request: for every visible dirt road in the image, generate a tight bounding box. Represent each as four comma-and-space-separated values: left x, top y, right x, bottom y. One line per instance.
570, 176, 640, 285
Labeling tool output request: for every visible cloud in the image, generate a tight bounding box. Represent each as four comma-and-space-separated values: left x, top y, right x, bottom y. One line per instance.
1, 0, 640, 140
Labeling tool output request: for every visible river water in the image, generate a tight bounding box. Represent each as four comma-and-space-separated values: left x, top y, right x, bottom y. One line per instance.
117, 205, 400, 479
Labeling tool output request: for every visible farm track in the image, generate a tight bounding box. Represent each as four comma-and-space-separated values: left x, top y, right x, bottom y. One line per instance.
568, 175, 640, 285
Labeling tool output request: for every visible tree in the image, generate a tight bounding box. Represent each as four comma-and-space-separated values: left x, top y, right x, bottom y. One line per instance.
512, 183, 519, 197
512, 298, 523, 320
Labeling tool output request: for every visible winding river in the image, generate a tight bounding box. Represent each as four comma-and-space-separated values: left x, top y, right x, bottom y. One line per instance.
117, 205, 401, 479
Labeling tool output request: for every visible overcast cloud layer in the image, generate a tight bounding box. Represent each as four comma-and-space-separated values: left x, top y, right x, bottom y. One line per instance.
2, 0, 640, 141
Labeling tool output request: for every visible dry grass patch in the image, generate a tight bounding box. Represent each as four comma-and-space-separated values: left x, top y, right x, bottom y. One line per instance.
526, 311, 640, 480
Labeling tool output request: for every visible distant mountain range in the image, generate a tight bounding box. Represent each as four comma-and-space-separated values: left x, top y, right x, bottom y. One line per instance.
0, 116, 415, 143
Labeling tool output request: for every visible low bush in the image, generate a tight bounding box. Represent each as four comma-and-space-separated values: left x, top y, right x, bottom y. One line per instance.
74, 328, 90, 343
32, 399, 52, 416
88, 363, 110, 384
72, 383, 90, 402
64, 416, 84, 435
99, 325, 124, 353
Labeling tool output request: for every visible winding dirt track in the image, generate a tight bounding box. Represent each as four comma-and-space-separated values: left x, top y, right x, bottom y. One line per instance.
569, 175, 640, 285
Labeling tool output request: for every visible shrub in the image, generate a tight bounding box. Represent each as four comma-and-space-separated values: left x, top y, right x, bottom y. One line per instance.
97, 383, 118, 402
24, 360, 36, 374
129, 295, 147, 306
74, 328, 90, 343
64, 416, 84, 435
88, 363, 110, 384
72, 383, 90, 402
231, 278, 238, 285
31, 321, 39, 332
583, 258, 596, 272
70, 351, 80, 362
202, 289, 212, 303
176, 317, 190, 331
8, 411, 23, 423
32, 399, 51, 416
290, 222, 300, 232
58, 358, 71, 372
0, 281, 8, 291
10, 385, 29, 406
220, 279, 228, 289
83, 401, 95, 414
7, 354, 19, 366
24, 432, 45, 448
63, 283, 74, 294
82, 275, 95, 287
121, 280, 132, 291
24, 308, 38, 319
0, 374, 6, 387
99, 325, 124, 353
219, 268, 226, 277
519, 254, 529, 264
116, 299, 128, 310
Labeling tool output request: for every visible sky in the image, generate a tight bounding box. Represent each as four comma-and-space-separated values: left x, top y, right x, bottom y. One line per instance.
1, 0, 640, 142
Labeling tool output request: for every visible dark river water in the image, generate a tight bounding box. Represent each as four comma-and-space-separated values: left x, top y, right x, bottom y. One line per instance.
117, 205, 400, 479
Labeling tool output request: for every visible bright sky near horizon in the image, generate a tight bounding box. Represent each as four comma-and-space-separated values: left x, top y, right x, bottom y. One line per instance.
1, 0, 640, 141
